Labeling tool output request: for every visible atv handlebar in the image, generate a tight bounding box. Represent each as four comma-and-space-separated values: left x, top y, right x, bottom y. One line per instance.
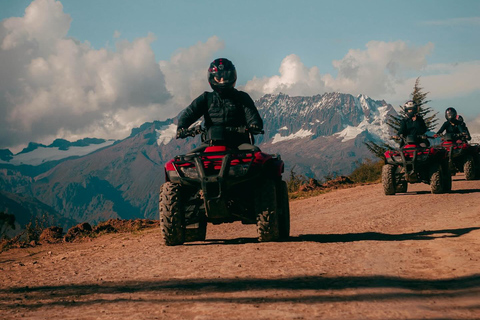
177, 125, 264, 140
435, 132, 468, 141
391, 134, 434, 142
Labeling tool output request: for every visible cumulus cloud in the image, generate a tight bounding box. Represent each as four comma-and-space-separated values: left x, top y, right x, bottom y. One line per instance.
243, 41, 435, 101
0, 0, 171, 151
325, 40, 434, 97
159, 36, 224, 108
242, 54, 327, 100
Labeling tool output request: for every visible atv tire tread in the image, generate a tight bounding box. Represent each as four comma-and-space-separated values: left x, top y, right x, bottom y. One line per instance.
257, 179, 280, 242
464, 155, 475, 180
382, 164, 396, 195
429, 164, 443, 194
159, 182, 185, 246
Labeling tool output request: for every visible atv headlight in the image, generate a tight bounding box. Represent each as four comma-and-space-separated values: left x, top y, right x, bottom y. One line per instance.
228, 163, 250, 177
179, 167, 199, 179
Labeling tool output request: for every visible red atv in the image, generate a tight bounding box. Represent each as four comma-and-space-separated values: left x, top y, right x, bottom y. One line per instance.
382, 135, 451, 195
159, 126, 290, 246
438, 133, 480, 180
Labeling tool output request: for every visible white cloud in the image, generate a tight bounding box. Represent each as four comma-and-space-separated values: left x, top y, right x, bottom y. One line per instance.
242, 54, 327, 100
325, 41, 434, 97
242, 41, 434, 101
0, 0, 172, 151
159, 36, 224, 108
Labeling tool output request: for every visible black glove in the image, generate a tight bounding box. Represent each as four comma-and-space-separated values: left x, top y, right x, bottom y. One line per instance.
248, 124, 263, 135
176, 127, 188, 139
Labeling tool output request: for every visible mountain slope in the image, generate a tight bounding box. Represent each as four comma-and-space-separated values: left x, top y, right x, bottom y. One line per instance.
1, 92, 396, 226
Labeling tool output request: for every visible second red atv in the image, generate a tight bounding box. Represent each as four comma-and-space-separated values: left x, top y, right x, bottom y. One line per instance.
438, 133, 480, 180
382, 135, 451, 195
159, 126, 290, 246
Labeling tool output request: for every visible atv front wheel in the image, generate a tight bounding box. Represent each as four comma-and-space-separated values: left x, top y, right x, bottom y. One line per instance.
382, 164, 396, 195
429, 164, 443, 194
464, 155, 475, 180
277, 180, 290, 239
159, 182, 185, 246
256, 179, 280, 242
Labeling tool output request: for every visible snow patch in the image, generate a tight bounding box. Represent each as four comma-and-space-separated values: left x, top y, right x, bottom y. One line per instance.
0, 140, 116, 166
335, 126, 365, 142
272, 129, 313, 144
156, 124, 178, 146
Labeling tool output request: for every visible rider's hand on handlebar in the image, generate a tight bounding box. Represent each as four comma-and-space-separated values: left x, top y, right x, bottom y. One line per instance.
248, 124, 263, 135
176, 127, 188, 139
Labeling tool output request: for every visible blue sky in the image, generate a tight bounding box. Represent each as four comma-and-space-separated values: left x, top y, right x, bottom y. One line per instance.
1, 0, 479, 150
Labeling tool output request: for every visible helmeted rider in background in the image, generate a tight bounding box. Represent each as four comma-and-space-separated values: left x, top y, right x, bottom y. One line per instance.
396, 100, 428, 147
434, 107, 470, 141
176, 58, 263, 147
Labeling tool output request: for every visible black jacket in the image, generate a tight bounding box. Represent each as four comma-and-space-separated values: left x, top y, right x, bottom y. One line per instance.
436, 120, 469, 139
178, 89, 263, 130
398, 116, 427, 137
177, 89, 263, 145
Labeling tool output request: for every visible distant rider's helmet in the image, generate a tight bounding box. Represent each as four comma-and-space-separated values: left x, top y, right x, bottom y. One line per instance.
404, 100, 418, 119
456, 114, 464, 124
445, 107, 457, 122
208, 58, 237, 93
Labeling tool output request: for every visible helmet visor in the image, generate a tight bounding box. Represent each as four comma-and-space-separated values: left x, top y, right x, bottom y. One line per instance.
446, 110, 456, 120
213, 70, 235, 84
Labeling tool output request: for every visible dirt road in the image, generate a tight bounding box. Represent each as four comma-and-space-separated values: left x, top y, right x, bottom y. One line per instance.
1, 174, 480, 319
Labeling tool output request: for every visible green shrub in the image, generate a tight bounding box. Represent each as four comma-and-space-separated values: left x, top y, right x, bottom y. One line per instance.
349, 159, 383, 183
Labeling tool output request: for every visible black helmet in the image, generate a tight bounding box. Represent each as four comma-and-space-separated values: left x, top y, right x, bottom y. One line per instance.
208, 58, 237, 93
457, 114, 464, 123
445, 107, 457, 122
404, 100, 418, 118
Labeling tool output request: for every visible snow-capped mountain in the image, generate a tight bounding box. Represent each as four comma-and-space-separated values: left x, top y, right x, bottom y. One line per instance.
0, 138, 116, 167
1, 92, 397, 229
255, 92, 395, 144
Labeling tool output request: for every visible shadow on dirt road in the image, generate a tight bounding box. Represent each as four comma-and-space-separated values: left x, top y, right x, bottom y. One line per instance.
189, 227, 480, 246
2, 274, 480, 310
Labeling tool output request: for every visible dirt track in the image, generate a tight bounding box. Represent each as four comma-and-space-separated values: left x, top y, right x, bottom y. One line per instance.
1, 174, 480, 319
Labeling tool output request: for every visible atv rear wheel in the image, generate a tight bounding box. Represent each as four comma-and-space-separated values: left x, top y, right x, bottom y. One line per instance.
159, 182, 185, 246
382, 164, 396, 195
277, 180, 290, 239
256, 179, 280, 242
464, 155, 475, 180
429, 164, 443, 194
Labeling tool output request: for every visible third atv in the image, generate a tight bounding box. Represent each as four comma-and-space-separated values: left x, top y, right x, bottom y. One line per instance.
437, 133, 480, 180
382, 134, 451, 195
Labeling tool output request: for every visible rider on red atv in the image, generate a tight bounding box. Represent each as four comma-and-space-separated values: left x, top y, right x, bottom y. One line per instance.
434, 107, 469, 141
176, 58, 263, 147
396, 100, 429, 147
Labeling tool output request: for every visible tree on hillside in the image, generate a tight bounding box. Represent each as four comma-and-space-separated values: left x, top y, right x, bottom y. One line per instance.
365, 77, 438, 159
0, 212, 16, 238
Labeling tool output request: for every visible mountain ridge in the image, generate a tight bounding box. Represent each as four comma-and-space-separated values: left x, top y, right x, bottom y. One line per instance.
1, 92, 396, 228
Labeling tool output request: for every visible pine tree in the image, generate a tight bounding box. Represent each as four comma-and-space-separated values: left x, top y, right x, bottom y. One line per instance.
364, 77, 438, 159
